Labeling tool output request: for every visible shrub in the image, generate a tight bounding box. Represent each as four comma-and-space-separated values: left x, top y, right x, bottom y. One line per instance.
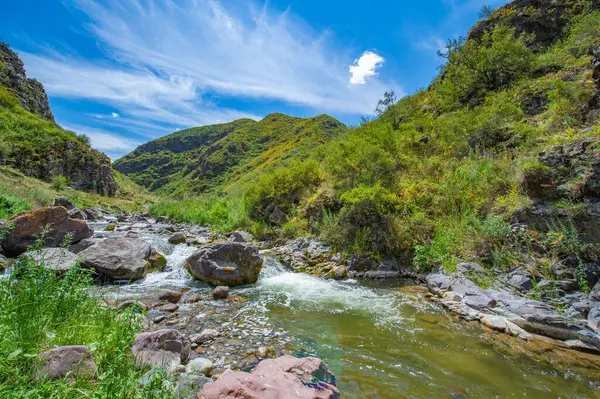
50, 175, 69, 191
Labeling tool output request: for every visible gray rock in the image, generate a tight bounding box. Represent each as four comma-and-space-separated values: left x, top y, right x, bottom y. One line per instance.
156, 216, 168, 223
175, 373, 212, 399
158, 290, 184, 303
508, 273, 533, 291
190, 329, 219, 345
68, 238, 99, 254
79, 237, 165, 281
169, 233, 187, 244
186, 357, 213, 376
160, 303, 179, 312
229, 230, 254, 243
132, 329, 189, 368
184, 242, 263, 286
83, 207, 104, 220
118, 300, 148, 311
138, 365, 167, 387
0, 254, 7, 269
456, 262, 485, 275
19, 248, 79, 274
53, 197, 75, 211
211, 286, 229, 300
36, 345, 96, 381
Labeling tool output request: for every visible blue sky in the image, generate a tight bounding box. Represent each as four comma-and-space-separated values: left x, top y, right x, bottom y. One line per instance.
1, 0, 507, 159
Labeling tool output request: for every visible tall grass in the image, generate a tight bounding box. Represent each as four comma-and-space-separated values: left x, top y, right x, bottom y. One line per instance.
149, 196, 251, 233
0, 234, 170, 398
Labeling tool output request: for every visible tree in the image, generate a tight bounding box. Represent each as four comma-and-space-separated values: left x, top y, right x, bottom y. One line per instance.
375, 90, 397, 116
375, 90, 403, 130
478, 5, 493, 20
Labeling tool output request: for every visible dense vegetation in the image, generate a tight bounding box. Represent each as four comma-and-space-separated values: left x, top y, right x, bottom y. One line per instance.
145, 1, 600, 277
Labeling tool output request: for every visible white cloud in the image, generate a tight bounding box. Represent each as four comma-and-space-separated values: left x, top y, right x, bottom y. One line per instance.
349, 51, 385, 85
111, 112, 120, 118
20, 0, 400, 128
65, 125, 141, 158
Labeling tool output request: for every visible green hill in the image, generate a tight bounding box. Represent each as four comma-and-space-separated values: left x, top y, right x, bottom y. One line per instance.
113, 113, 347, 196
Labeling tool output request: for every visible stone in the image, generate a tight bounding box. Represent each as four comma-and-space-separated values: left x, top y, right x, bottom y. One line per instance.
154, 315, 166, 323
0, 254, 7, 270
211, 286, 229, 300
348, 257, 378, 272
229, 230, 254, 243
83, 208, 104, 220
190, 329, 219, 345
104, 224, 116, 231
118, 300, 148, 311
156, 216, 168, 223
256, 346, 274, 359
160, 303, 179, 312
185, 295, 202, 304
148, 249, 167, 271
169, 232, 187, 244
333, 266, 347, 280
198, 355, 339, 399
53, 197, 75, 211
79, 237, 165, 281
175, 373, 212, 399
19, 248, 79, 274
456, 262, 485, 275
1, 207, 93, 257
159, 290, 185, 303
508, 273, 533, 291
132, 329, 189, 368
36, 345, 96, 381
138, 365, 167, 387
68, 208, 86, 220
186, 357, 213, 376
68, 238, 99, 254
184, 242, 263, 286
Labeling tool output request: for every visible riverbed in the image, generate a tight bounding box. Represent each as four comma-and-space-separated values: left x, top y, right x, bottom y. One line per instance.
95, 222, 600, 398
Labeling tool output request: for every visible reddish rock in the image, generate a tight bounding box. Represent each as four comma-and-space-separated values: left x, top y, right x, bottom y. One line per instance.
198, 355, 339, 399
1, 207, 93, 257
132, 329, 189, 368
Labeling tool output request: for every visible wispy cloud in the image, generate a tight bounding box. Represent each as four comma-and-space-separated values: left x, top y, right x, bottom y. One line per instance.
65, 124, 142, 159
20, 0, 401, 148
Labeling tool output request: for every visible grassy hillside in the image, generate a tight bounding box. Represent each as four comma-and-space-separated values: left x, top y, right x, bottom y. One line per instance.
147, 0, 600, 274
114, 113, 347, 196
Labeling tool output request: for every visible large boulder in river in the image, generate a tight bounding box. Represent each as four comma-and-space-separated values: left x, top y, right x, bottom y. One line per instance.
19, 248, 79, 274
184, 242, 263, 286
198, 355, 339, 399
1, 207, 93, 257
79, 237, 165, 281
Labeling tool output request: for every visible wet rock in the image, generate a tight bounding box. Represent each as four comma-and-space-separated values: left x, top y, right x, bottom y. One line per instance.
256, 346, 274, 359
191, 329, 219, 345
79, 237, 165, 281
156, 216, 168, 223
175, 373, 212, 399
149, 249, 167, 271
154, 315, 166, 323
211, 286, 229, 300
169, 232, 187, 244
83, 207, 104, 220
118, 300, 148, 311
36, 345, 96, 381
132, 329, 189, 368
1, 207, 93, 257
198, 355, 339, 399
53, 197, 75, 211
229, 230, 254, 243
348, 257, 378, 272
332, 266, 347, 280
184, 242, 263, 286
68, 208, 87, 220
125, 231, 140, 238
185, 295, 202, 304
104, 224, 116, 231
186, 357, 213, 376
161, 303, 179, 312
0, 254, 7, 270
18, 247, 79, 274
159, 290, 185, 303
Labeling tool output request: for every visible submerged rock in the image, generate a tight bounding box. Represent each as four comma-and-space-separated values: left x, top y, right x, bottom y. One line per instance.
184, 242, 263, 286
211, 286, 229, 300
36, 345, 96, 381
132, 329, 189, 368
79, 237, 165, 281
1, 207, 93, 257
198, 355, 339, 399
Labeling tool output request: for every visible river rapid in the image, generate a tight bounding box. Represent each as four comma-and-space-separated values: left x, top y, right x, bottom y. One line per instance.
94, 222, 600, 399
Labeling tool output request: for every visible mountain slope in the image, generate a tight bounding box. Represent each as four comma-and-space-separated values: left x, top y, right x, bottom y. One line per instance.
114, 113, 347, 196
0, 43, 118, 196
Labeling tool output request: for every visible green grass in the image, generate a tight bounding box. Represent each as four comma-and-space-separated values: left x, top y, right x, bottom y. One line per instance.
0, 236, 171, 398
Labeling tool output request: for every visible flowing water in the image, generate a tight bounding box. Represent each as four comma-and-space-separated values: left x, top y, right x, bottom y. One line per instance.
97, 224, 600, 398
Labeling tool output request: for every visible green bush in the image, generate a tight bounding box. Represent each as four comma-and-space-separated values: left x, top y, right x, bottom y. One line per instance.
50, 175, 69, 191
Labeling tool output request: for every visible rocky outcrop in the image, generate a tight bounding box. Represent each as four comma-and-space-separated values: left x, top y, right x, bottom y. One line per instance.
184, 242, 263, 286
79, 237, 166, 281
468, 0, 600, 48
1, 207, 93, 257
19, 247, 79, 274
198, 355, 339, 399
0, 42, 54, 121
35, 345, 96, 381
132, 329, 189, 368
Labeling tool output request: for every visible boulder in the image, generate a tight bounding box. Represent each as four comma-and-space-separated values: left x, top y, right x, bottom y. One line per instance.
186, 357, 213, 376
190, 329, 219, 345
68, 208, 87, 220
169, 232, 187, 244
159, 289, 185, 303
132, 329, 189, 368
68, 238, 100, 254
184, 242, 263, 286
19, 248, 79, 274
83, 207, 104, 220
156, 216, 168, 223
175, 373, 212, 399
456, 262, 485, 275
79, 237, 165, 281
198, 355, 338, 399
53, 197, 75, 211
211, 286, 229, 300
1, 207, 93, 257
588, 281, 600, 333
229, 230, 254, 243
35, 345, 96, 381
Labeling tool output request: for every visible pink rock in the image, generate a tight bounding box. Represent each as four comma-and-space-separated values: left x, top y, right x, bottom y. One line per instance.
198, 356, 339, 399
36, 345, 96, 381
132, 329, 189, 368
